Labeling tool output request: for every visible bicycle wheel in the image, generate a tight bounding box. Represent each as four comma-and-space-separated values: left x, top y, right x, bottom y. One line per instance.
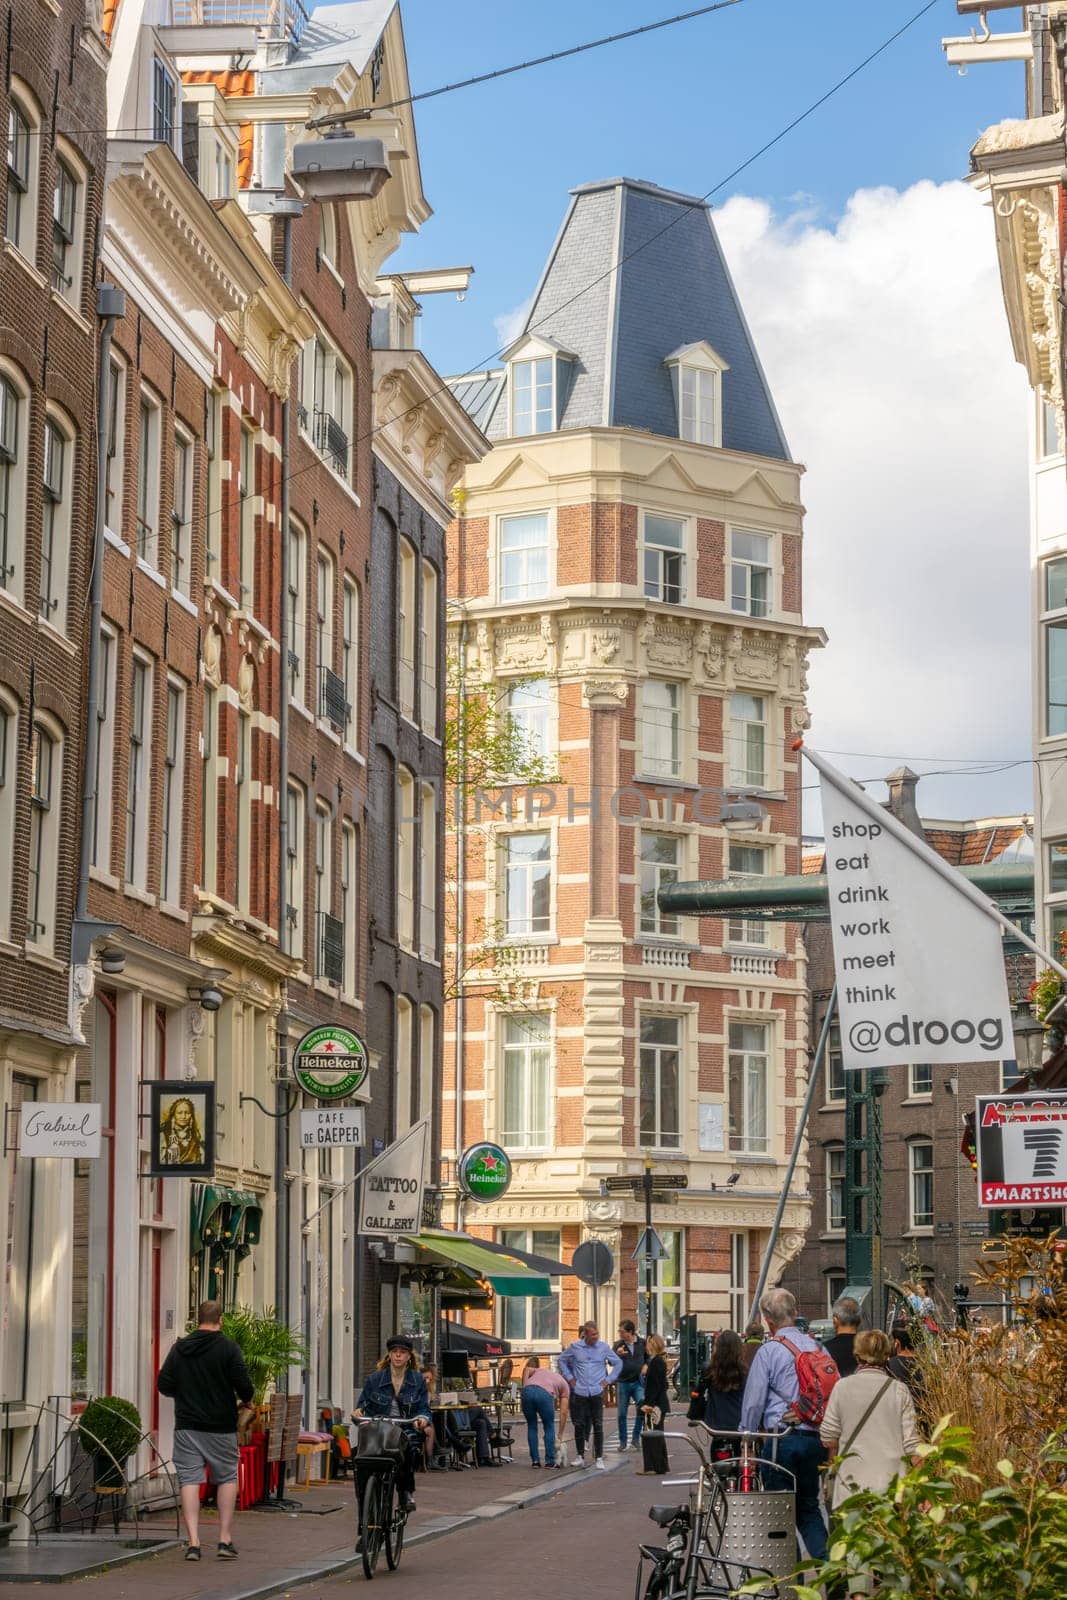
360, 1473, 384, 1580
384, 1479, 405, 1570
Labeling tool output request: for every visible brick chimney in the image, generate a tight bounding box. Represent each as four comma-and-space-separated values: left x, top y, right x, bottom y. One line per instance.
885, 766, 924, 840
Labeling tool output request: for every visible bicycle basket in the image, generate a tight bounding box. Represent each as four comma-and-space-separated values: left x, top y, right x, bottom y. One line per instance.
354, 1419, 408, 1460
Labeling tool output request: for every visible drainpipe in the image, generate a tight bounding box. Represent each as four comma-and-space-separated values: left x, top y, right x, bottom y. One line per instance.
76, 284, 126, 932
454, 611, 469, 1238
275, 214, 293, 1358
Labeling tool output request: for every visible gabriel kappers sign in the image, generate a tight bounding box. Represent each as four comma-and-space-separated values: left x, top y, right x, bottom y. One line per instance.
358, 1120, 428, 1237
804, 746, 1014, 1073
975, 1090, 1067, 1208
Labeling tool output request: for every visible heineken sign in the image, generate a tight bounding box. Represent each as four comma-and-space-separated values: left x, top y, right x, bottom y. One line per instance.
458, 1143, 512, 1203
293, 1025, 369, 1102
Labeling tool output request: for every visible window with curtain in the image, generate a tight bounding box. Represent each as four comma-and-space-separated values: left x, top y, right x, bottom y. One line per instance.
728, 1021, 769, 1155
499, 512, 549, 602
506, 679, 551, 768
398, 539, 416, 719
639, 1015, 681, 1149
640, 681, 681, 779
826, 1145, 845, 1233
730, 529, 772, 618
420, 560, 437, 734
500, 1013, 551, 1149
125, 657, 152, 887
27, 723, 60, 949
728, 693, 767, 788
503, 831, 551, 936
397, 768, 415, 950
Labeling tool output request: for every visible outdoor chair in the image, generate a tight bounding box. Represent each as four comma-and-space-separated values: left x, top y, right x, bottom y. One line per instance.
443, 1407, 478, 1469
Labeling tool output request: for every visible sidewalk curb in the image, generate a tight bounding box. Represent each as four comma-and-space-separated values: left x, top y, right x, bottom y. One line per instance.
206, 1457, 630, 1600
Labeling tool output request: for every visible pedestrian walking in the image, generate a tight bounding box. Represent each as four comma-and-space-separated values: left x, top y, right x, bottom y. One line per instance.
740, 1287, 840, 1564
156, 1299, 254, 1562
823, 1296, 862, 1378
520, 1357, 570, 1467
559, 1321, 623, 1470
611, 1319, 647, 1451
703, 1328, 747, 1456
638, 1334, 671, 1475
886, 1320, 926, 1416
820, 1329, 921, 1598
740, 1321, 764, 1372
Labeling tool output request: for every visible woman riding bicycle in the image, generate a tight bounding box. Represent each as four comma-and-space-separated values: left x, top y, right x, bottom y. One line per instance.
352, 1334, 431, 1511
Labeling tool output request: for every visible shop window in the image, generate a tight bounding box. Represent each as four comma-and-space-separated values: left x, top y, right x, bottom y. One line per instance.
637, 1227, 683, 1340
500, 1228, 560, 1342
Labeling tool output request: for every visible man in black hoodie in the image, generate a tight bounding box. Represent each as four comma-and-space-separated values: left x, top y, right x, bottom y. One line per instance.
157, 1300, 254, 1561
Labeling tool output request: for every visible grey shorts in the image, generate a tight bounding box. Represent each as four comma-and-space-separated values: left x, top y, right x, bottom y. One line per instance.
172, 1429, 239, 1488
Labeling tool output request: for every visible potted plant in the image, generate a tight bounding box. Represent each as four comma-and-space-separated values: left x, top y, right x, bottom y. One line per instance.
220, 1306, 308, 1429
78, 1396, 142, 1488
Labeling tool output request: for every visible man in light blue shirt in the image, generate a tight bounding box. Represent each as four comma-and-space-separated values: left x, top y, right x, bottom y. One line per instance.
740, 1287, 830, 1563
559, 1322, 623, 1469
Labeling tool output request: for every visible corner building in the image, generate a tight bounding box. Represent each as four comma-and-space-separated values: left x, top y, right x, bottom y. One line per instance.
445, 179, 825, 1346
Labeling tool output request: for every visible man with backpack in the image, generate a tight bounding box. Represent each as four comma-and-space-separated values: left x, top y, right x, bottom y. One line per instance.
740, 1287, 840, 1563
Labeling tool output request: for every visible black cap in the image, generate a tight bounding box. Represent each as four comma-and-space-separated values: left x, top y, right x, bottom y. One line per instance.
386, 1333, 415, 1352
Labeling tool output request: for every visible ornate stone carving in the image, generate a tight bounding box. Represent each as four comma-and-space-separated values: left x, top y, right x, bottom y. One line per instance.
591, 629, 620, 664
71, 964, 95, 1042
736, 640, 778, 683
203, 627, 222, 688
237, 655, 255, 711
582, 680, 628, 710
184, 1004, 205, 1080
495, 624, 548, 670
585, 942, 623, 962
422, 430, 447, 480
539, 613, 558, 673
400, 404, 423, 457
696, 623, 724, 682
585, 1198, 622, 1224
645, 624, 692, 670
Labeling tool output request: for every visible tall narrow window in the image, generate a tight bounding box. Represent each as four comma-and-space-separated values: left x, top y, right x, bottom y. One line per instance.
161, 679, 185, 904
504, 831, 550, 936
501, 1013, 551, 1148
679, 365, 717, 445
728, 693, 767, 788
27, 723, 60, 950
637, 1229, 683, 1339
727, 842, 768, 947
105, 358, 125, 537
40, 417, 70, 629
728, 1234, 748, 1332
51, 154, 80, 301
201, 682, 218, 895
643, 515, 685, 604
286, 782, 305, 962
5, 95, 35, 257
301, 331, 351, 479
417, 1005, 434, 1130
639, 833, 680, 937
420, 560, 438, 734
136, 392, 161, 568
506, 680, 551, 768
205, 387, 222, 573
826, 1145, 845, 1232
1044, 556, 1067, 737
908, 1061, 933, 1098
239, 423, 255, 609
395, 996, 413, 1136
639, 1015, 681, 1149
4, 1075, 37, 1400
909, 1142, 934, 1230
499, 512, 549, 602
398, 538, 416, 720
728, 1021, 769, 1155
500, 1228, 560, 1342
125, 656, 152, 888
826, 1025, 845, 1103
171, 431, 192, 595
288, 523, 306, 703
511, 357, 554, 436
235, 707, 251, 912
396, 767, 415, 950
419, 781, 436, 960
341, 819, 358, 994
314, 801, 332, 973
0, 695, 18, 943
640, 681, 681, 779
0, 374, 23, 599
342, 575, 359, 746
316, 548, 334, 680
152, 58, 176, 146
91, 626, 117, 871
730, 530, 772, 618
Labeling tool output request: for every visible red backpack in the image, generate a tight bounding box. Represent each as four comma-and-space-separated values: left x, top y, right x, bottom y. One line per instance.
774, 1334, 839, 1426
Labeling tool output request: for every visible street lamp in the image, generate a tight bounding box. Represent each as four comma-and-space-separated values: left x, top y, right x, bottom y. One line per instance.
1011, 1000, 1046, 1081
718, 793, 768, 832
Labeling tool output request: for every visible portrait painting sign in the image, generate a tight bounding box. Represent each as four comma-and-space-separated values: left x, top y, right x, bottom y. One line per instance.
148, 1080, 215, 1177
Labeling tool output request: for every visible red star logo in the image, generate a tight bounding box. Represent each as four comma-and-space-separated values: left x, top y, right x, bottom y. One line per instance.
322, 1041, 336, 1052
480, 1153, 500, 1171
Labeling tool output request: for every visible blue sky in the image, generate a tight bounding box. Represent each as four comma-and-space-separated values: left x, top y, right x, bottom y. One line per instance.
390, 0, 1026, 376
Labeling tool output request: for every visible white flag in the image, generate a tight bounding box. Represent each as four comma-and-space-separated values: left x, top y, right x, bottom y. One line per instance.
358, 1120, 428, 1237
807, 748, 1013, 1072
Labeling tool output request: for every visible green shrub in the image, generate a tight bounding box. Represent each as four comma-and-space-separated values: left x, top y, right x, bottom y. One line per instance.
78, 1396, 142, 1467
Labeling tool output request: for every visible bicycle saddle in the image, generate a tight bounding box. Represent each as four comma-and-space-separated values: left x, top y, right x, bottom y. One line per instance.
648, 1504, 688, 1527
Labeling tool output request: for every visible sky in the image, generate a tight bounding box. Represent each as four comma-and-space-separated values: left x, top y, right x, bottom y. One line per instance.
377, 0, 1034, 831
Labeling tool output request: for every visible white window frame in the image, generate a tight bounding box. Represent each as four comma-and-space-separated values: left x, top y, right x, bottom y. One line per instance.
236, 703, 251, 912
728, 692, 768, 789
502, 829, 551, 938
1038, 386, 1061, 461
26, 718, 61, 952
637, 1227, 684, 1341
201, 680, 218, 896
420, 559, 438, 736
396, 766, 416, 951
728, 1233, 748, 1332
398, 537, 416, 721
51, 142, 85, 307
172, 426, 193, 597
341, 818, 358, 995
907, 1061, 933, 1099
136, 389, 162, 570
39, 411, 72, 632
0, 691, 18, 943
105, 356, 126, 541
239, 421, 256, 609
506, 678, 552, 770
510, 356, 555, 436
319, 204, 338, 273
639, 831, 681, 939
639, 680, 682, 780
286, 780, 306, 962
642, 513, 686, 604
500, 1011, 552, 1150
419, 780, 436, 961
342, 574, 359, 748
152, 56, 178, 149
1043, 555, 1067, 739
91, 625, 116, 873
316, 546, 335, 692
729, 528, 773, 619
314, 799, 332, 975
728, 1019, 770, 1156
161, 677, 185, 906
288, 522, 307, 705
825, 1025, 845, 1103
638, 1012, 683, 1150
205, 386, 223, 573
299, 327, 352, 482
499, 1227, 561, 1344
417, 1004, 434, 1132
125, 654, 152, 889
908, 1141, 934, 1232
826, 1143, 845, 1234
0, 367, 27, 603
498, 511, 550, 604
395, 995, 413, 1136
5, 84, 39, 264
664, 343, 727, 447
726, 841, 769, 948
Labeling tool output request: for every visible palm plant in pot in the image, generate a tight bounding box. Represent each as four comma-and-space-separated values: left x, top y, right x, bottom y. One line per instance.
220, 1306, 307, 1435
79, 1396, 143, 1488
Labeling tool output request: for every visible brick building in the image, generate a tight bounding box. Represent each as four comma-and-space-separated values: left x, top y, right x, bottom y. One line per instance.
444, 178, 825, 1351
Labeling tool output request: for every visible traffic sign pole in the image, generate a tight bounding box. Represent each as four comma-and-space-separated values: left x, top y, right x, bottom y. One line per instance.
643, 1156, 654, 1341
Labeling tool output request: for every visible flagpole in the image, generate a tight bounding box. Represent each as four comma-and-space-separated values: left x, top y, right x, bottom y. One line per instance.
799, 743, 1067, 984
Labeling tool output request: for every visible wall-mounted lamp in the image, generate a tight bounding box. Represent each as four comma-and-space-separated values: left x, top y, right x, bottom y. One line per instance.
99, 946, 126, 976
188, 982, 224, 1012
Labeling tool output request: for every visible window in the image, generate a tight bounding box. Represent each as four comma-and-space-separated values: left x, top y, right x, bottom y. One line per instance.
908, 1061, 933, 1098
171, 430, 192, 595
1044, 557, 1067, 737
300, 332, 351, 480
205, 387, 222, 572
643, 514, 685, 604
728, 1233, 748, 1332
0, 694, 17, 943
3, 1076, 37, 1400
239, 423, 255, 608
396, 767, 415, 950
825, 1024, 845, 1102
503, 831, 550, 936
341, 819, 358, 994
507, 679, 551, 768
316, 549, 334, 679
136, 392, 161, 568
161, 679, 185, 904
319, 204, 337, 271
201, 681, 218, 895
420, 560, 438, 734
637, 1228, 683, 1340
679, 365, 717, 445
728, 693, 767, 788
105, 358, 125, 537
730, 530, 772, 618
235, 706, 251, 912
500, 1228, 560, 1342
909, 1141, 934, 1230
288, 523, 306, 702
398, 538, 416, 719
342, 575, 359, 745
1040, 390, 1060, 458
728, 1021, 769, 1155
0, 373, 24, 598
125, 656, 152, 888
419, 781, 436, 960
40, 416, 71, 628
152, 58, 176, 146
639, 1015, 681, 1149
500, 1013, 551, 1148
499, 512, 549, 602
727, 842, 768, 947
5, 93, 36, 259
27, 723, 60, 948
640, 681, 681, 779
213, 141, 233, 200
1050, 839, 1067, 895
826, 1273, 846, 1317
314, 801, 332, 973
826, 1144, 845, 1233
639, 833, 680, 937
286, 782, 305, 961
395, 996, 413, 1135
91, 627, 117, 871
511, 357, 554, 436
417, 1005, 434, 1131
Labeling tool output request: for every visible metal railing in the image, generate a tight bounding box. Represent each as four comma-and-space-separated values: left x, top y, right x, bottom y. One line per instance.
318, 665, 348, 729
312, 410, 349, 479
316, 910, 344, 984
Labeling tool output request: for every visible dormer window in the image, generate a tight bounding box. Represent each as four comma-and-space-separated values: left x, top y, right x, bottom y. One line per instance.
504, 334, 575, 438
664, 342, 728, 448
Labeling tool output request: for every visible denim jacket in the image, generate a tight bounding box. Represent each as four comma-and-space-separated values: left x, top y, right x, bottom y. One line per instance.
355, 1366, 431, 1424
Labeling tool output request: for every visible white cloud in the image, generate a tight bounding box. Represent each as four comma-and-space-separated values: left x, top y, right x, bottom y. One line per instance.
715, 181, 1032, 827
493, 295, 532, 351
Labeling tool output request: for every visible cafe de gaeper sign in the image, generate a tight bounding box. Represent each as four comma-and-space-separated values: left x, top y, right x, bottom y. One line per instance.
293, 1025, 368, 1102
458, 1143, 512, 1203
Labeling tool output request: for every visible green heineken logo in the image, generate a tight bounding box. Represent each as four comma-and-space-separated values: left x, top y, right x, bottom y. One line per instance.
293, 1025, 368, 1102
459, 1143, 512, 1203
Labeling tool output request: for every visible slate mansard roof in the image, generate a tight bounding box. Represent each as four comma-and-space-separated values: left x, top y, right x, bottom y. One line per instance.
448, 177, 790, 460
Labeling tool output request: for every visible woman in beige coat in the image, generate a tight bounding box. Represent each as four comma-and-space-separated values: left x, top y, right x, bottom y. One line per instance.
819, 1329, 921, 1597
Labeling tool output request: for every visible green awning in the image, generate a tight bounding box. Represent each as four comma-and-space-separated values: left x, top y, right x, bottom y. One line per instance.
191, 1185, 259, 1255
404, 1229, 552, 1297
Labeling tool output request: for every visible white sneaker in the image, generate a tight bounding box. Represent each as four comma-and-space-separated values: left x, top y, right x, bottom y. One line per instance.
595, 1457, 607, 1471
574, 1455, 586, 1468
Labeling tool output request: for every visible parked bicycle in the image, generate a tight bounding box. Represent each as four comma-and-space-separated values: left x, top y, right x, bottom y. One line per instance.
352, 1418, 415, 1579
